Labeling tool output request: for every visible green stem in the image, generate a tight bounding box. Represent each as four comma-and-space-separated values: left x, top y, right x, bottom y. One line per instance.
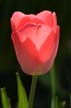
28, 75, 38, 108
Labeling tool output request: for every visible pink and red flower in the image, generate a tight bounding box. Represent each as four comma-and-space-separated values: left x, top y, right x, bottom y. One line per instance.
11, 10, 60, 75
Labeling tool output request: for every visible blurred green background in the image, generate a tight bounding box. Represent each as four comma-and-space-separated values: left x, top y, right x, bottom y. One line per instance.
0, 0, 71, 108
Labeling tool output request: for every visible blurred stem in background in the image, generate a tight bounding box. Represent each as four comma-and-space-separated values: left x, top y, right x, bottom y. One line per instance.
29, 76, 38, 108
70, 94, 71, 108
50, 66, 60, 108
50, 66, 56, 96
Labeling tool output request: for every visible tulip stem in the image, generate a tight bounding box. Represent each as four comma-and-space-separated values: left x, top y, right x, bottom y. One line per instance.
29, 75, 38, 108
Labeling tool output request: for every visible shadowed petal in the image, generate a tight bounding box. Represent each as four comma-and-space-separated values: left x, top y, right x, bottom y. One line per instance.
11, 32, 24, 67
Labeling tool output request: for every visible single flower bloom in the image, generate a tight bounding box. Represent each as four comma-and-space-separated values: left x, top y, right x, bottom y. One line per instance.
11, 10, 60, 75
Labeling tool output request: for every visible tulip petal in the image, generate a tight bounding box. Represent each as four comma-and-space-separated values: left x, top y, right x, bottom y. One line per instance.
38, 26, 60, 74
29, 25, 52, 51
18, 16, 44, 31
17, 16, 32, 30
37, 10, 53, 27
39, 30, 56, 62
20, 38, 41, 75
31, 17, 44, 24
27, 14, 44, 24
53, 12, 57, 27
12, 31, 41, 75
11, 12, 32, 31
11, 32, 24, 68
17, 23, 52, 51
11, 12, 25, 30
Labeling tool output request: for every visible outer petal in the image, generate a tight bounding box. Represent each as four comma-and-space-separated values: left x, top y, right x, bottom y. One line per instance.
17, 16, 32, 30
37, 10, 53, 27
53, 12, 57, 28
39, 26, 60, 63
12, 32, 40, 75
53, 26, 60, 62
11, 32, 24, 67
11, 12, 25, 30
11, 12, 32, 31
38, 26, 60, 74
19, 38, 42, 75
39, 30, 56, 62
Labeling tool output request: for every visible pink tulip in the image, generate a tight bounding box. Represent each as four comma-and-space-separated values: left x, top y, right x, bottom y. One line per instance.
11, 10, 60, 75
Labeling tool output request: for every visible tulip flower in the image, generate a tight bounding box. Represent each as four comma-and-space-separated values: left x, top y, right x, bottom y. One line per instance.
11, 10, 60, 75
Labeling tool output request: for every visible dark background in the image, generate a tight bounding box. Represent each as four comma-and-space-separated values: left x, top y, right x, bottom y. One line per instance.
0, 0, 71, 108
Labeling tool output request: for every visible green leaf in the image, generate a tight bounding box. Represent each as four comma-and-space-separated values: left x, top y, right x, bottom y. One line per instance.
16, 73, 28, 108
1, 88, 11, 108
